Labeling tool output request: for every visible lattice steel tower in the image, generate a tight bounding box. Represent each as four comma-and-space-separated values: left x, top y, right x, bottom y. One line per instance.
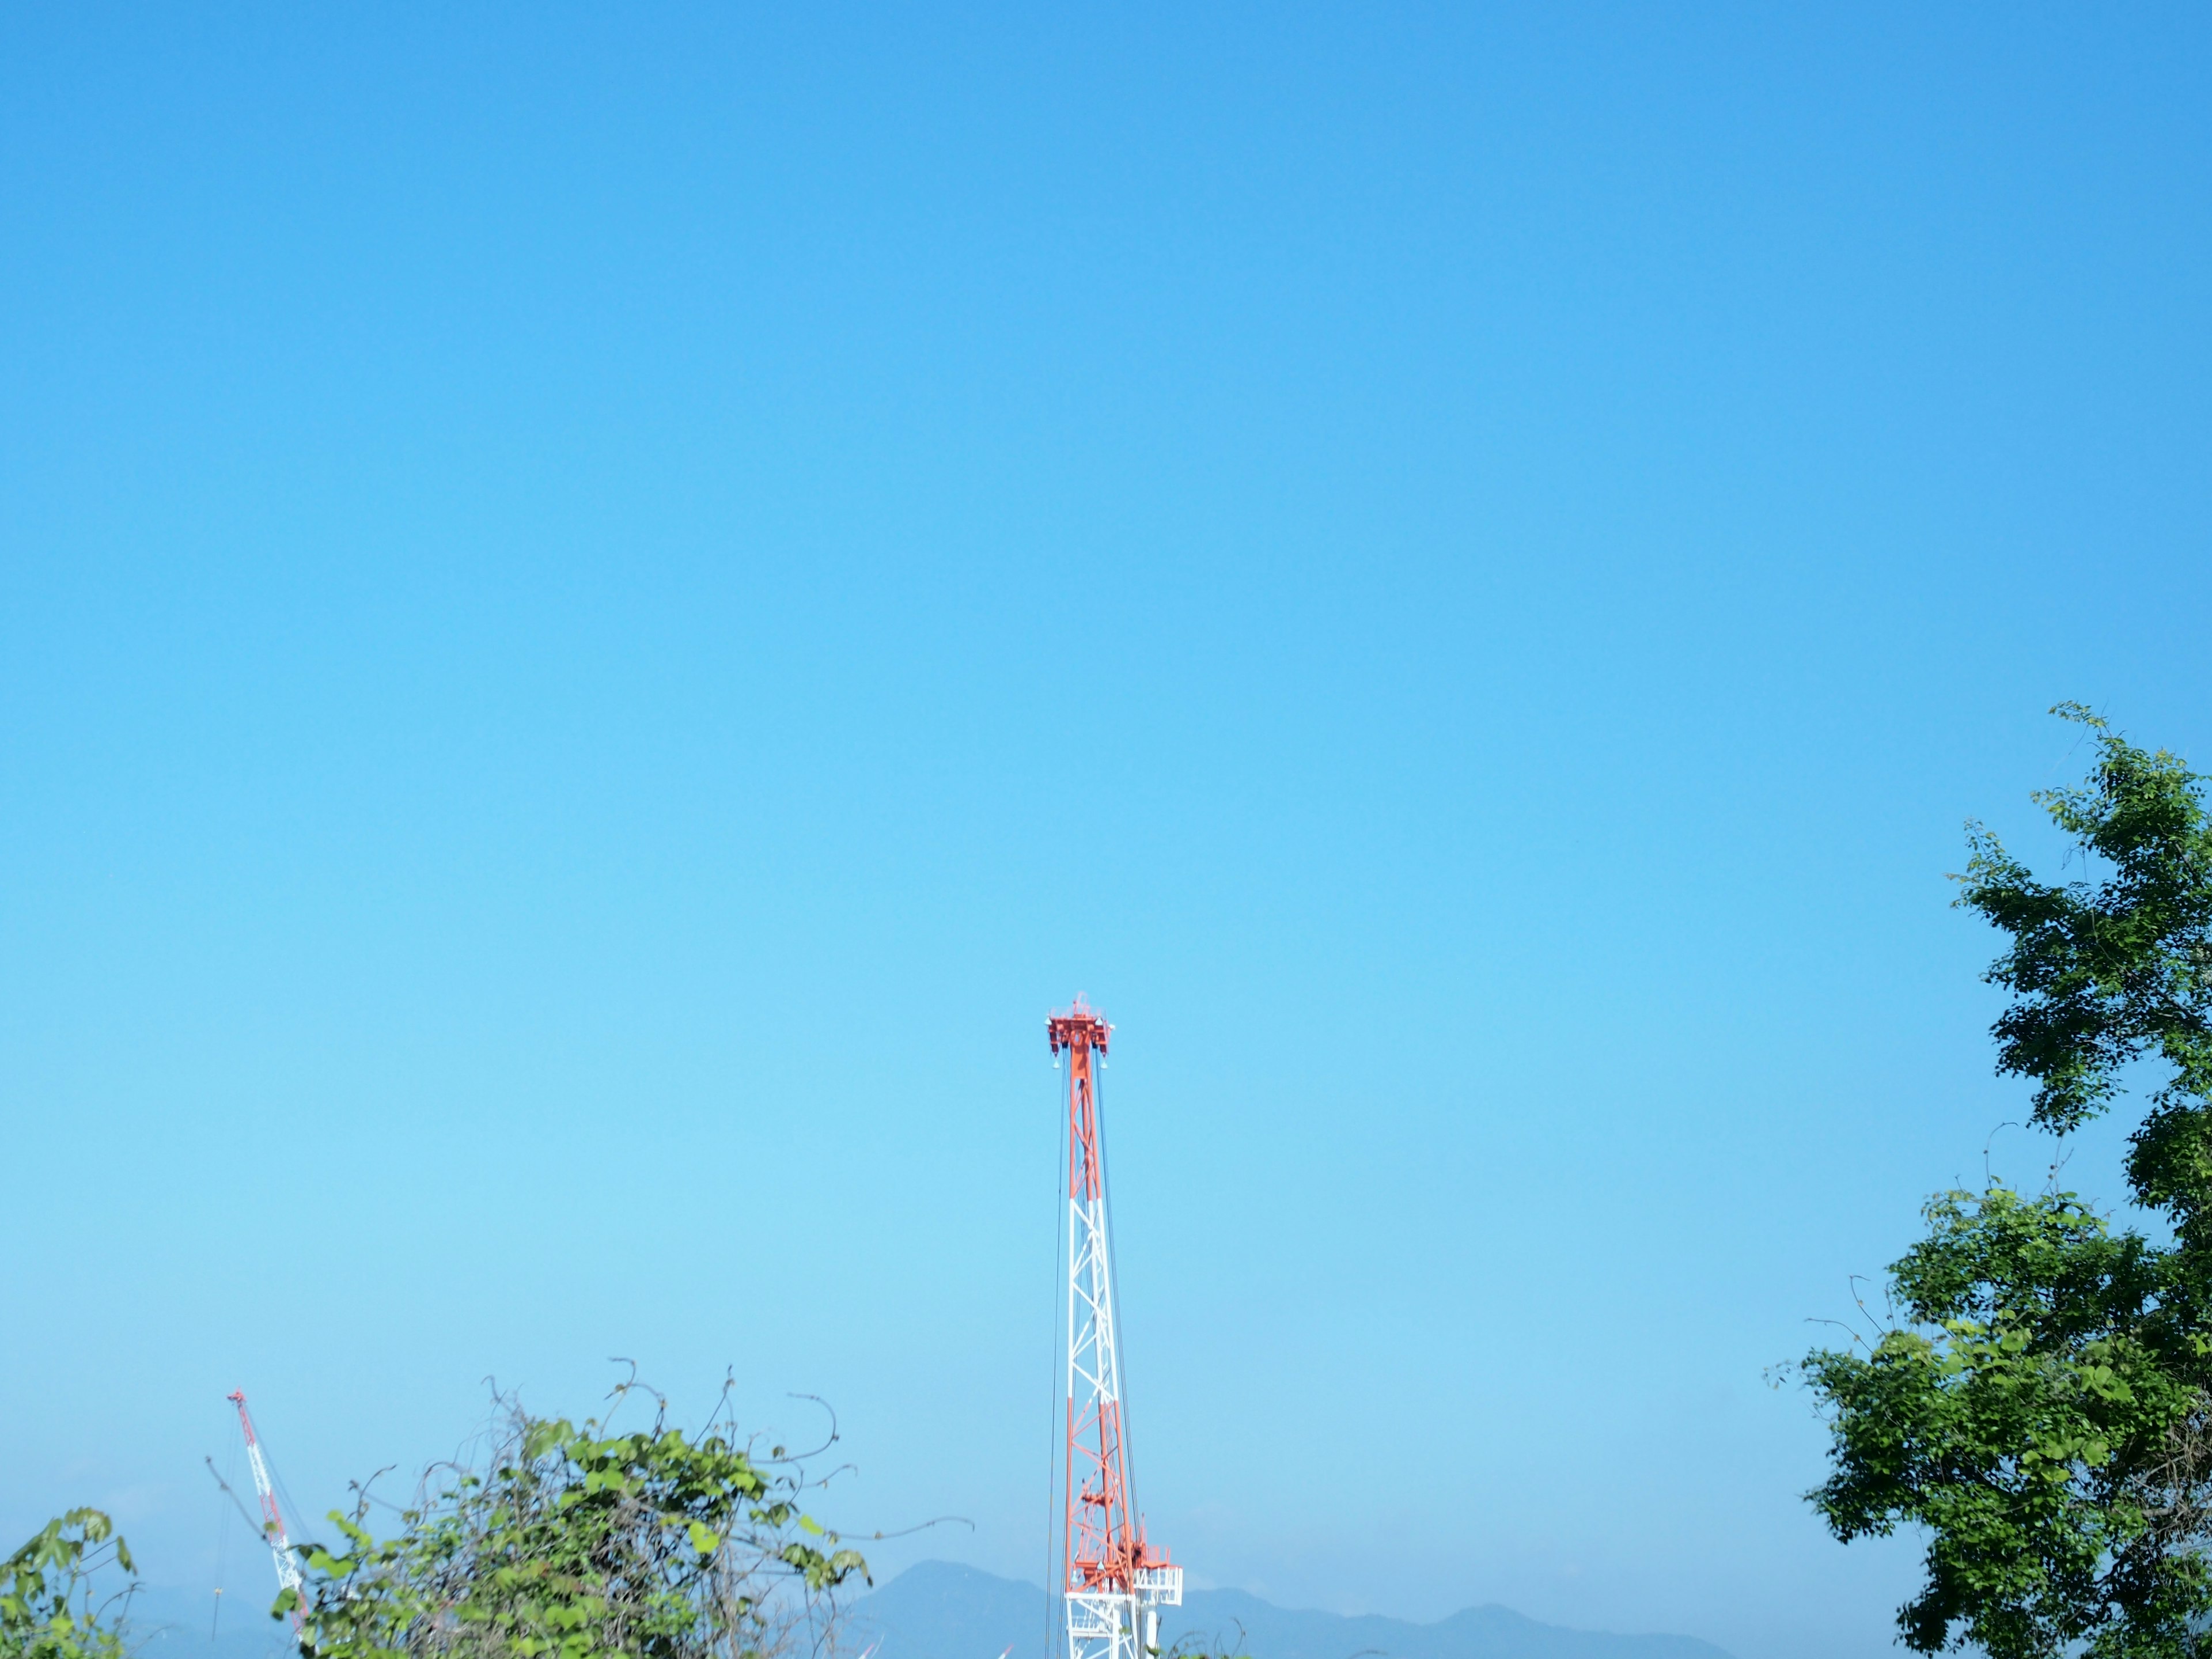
228, 1390, 305, 1635
1050, 997, 1181, 1659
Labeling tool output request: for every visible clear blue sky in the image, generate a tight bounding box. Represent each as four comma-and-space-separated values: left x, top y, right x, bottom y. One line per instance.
3, 8, 2209, 1659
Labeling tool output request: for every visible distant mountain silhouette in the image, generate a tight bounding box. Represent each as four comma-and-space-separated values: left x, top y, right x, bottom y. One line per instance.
850, 1562, 1734, 1659
124, 1585, 297, 1659
126, 1556, 1732, 1659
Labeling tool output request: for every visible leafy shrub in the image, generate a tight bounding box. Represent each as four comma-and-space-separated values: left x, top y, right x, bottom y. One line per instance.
294, 1388, 867, 1659
2, 1509, 137, 1659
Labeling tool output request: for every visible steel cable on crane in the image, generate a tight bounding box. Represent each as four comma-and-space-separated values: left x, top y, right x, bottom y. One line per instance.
205, 1456, 270, 1558
263, 1439, 316, 1563
1094, 1056, 1142, 1549
1043, 1038, 1070, 1659
209, 1435, 243, 1640
206, 1459, 282, 1646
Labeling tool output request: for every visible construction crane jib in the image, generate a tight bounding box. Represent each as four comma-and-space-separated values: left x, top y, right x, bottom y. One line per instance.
228, 1390, 306, 1634
1050, 998, 1181, 1659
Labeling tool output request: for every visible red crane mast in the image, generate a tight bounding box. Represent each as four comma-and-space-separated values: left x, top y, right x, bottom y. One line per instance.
1050, 998, 1181, 1659
228, 1390, 306, 1634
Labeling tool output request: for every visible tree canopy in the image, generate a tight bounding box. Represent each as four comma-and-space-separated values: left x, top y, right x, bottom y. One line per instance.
1806, 707, 2212, 1657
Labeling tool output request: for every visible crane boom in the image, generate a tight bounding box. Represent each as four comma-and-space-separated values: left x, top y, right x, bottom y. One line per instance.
227, 1390, 305, 1633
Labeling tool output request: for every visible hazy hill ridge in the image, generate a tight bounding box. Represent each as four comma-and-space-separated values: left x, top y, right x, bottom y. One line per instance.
851, 1562, 1735, 1659
122, 1586, 298, 1659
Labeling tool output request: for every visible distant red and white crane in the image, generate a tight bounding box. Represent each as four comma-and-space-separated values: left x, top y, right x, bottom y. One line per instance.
228, 1389, 306, 1634
1050, 998, 1181, 1659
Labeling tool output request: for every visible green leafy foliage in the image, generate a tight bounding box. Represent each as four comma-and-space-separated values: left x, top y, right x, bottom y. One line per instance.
1959, 704, 2212, 1221
295, 1391, 868, 1659
1806, 709, 2212, 1657
2, 1510, 138, 1659
1806, 1189, 2205, 1655
1157, 1628, 1251, 1659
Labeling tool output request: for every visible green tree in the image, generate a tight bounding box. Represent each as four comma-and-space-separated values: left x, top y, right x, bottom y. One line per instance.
2, 1510, 138, 1659
1805, 706, 2212, 1657
294, 1388, 868, 1659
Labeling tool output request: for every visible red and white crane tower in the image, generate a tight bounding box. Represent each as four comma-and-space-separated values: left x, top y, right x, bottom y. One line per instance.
228, 1389, 306, 1634
1050, 998, 1181, 1659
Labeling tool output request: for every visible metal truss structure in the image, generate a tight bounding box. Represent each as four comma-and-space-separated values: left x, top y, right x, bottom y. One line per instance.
1050, 999, 1181, 1659
228, 1389, 305, 1634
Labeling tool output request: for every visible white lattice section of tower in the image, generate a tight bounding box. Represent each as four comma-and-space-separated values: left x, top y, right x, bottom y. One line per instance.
1068, 1192, 1120, 1407
1069, 1590, 1145, 1659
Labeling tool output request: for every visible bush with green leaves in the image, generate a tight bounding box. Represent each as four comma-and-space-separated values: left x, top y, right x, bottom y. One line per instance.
1805, 706, 2212, 1658
293, 1388, 868, 1659
2, 1509, 137, 1659
1158, 1628, 1251, 1659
